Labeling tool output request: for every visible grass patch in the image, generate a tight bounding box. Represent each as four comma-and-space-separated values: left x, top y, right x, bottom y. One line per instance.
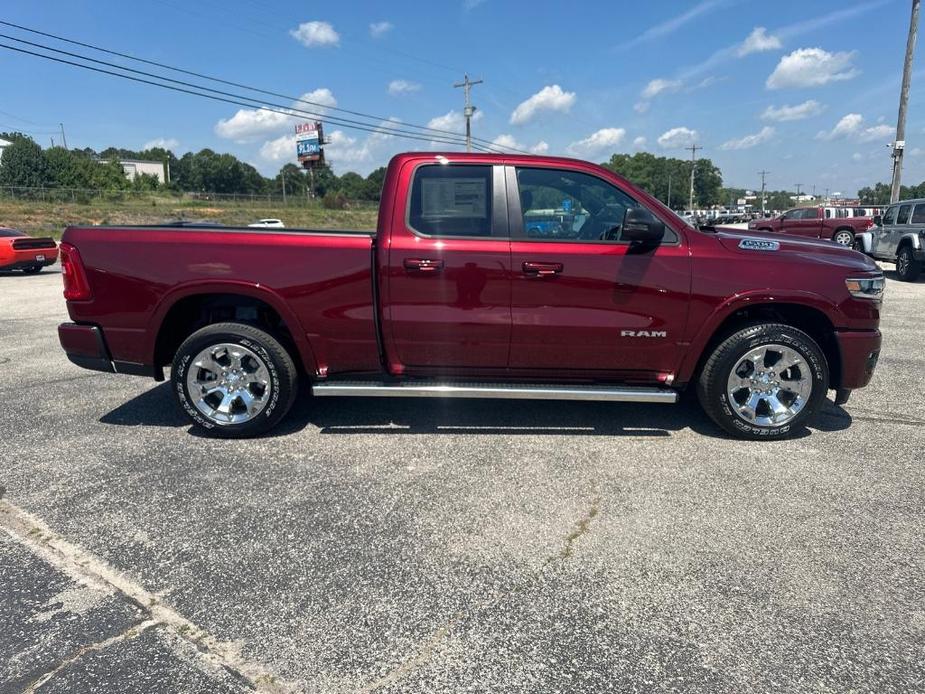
0, 196, 379, 239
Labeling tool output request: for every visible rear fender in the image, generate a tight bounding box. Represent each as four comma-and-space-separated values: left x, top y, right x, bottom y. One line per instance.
147, 280, 318, 373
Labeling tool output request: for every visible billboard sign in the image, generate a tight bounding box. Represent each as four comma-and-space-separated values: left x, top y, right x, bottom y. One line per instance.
295, 121, 323, 164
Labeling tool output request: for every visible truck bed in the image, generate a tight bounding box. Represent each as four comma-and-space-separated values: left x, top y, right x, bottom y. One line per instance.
61, 224, 382, 376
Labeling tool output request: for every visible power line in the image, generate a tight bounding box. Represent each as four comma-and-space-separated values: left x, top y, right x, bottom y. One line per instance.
0, 39, 514, 154
0, 19, 528, 153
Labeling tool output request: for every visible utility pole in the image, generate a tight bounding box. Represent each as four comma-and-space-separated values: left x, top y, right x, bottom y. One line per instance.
891, 0, 921, 203
795, 183, 803, 200
59, 123, 68, 150
453, 73, 483, 153
666, 172, 672, 209
281, 170, 287, 205
687, 143, 701, 213
758, 170, 769, 214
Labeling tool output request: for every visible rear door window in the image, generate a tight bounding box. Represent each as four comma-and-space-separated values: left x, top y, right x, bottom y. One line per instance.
912, 204, 925, 224
408, 165, 494, 238
883, 206, 898, 225
897, 204, 912, 224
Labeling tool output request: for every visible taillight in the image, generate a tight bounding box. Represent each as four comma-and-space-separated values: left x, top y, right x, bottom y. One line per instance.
60, 242, 92, 301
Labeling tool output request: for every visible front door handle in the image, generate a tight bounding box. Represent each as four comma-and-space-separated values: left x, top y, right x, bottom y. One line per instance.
404, 258, 444, 273
522, 261, 563, 276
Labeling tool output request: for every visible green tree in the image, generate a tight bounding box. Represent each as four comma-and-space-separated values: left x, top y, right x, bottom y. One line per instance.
363, 167, 387, 201
602, 152, 723, 209
0, 133, 50, 187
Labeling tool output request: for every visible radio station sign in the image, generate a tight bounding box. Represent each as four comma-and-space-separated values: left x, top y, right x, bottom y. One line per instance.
295, 121, 324, 165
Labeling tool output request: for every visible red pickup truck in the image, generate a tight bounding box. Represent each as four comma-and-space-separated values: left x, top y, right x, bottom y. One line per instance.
57, 152, 883, 440
748, 206, 874, 246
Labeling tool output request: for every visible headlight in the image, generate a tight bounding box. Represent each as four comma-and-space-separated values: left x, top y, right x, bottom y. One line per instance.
845, 275, 885, 300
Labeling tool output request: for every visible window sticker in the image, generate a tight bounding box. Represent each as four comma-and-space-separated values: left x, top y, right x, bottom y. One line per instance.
421, 178, 487, 218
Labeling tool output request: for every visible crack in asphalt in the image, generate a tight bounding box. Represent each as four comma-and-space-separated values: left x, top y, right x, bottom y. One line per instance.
0, 499, 289, 693
24, 619, 160, 692
360, 496, 603, 692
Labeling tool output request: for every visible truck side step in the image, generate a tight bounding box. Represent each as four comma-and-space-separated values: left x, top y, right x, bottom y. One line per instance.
312, 381, 678, 403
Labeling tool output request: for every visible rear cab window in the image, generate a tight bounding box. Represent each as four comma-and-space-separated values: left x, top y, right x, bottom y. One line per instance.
408, 165, 494, 238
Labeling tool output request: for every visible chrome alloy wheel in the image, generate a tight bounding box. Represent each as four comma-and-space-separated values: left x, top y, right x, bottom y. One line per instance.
833, 230, 854, 246
897, 250, 910, 276
186, 343, 271, 425
726, 343, 812, 427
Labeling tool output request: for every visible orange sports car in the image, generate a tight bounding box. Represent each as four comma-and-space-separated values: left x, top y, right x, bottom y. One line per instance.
0, 227, 58, 273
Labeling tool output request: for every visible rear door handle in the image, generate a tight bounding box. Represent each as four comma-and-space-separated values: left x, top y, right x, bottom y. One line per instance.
404, 258, 444, 272
522, 261, 563, 276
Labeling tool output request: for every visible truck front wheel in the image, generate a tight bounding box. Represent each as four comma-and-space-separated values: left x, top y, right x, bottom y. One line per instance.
832, 229, 854, 246
697, 324, 828, 439
171, 322, 298, 437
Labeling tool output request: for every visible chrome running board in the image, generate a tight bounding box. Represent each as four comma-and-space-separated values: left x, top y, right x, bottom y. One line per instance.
312, 381, 678, 403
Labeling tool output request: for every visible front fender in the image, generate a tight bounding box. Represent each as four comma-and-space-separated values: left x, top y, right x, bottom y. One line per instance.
855, 230, 874, 255
146, 279, 318, 374
675, 289, 841, 385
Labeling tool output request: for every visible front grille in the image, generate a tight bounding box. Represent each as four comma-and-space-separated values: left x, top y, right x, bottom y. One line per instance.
11, 238, 56, 250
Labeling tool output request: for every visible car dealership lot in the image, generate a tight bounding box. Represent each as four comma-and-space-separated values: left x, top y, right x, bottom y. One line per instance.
1, 268, 923, 692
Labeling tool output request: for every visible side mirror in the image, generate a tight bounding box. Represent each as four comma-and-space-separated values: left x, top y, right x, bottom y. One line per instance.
873, 214, 883, 226
622, 208, 666, 243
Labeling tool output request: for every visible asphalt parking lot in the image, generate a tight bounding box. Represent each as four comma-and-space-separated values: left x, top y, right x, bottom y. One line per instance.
1, 266, 924, 693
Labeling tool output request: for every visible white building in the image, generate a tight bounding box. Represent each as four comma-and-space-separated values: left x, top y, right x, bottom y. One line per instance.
117, 159, 168, 183
0, 138, 12, 163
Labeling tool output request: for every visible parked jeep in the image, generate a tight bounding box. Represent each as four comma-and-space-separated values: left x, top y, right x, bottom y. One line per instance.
857, 199, 925, 281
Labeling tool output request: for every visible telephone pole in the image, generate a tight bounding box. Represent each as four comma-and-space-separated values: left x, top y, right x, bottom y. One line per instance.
687, 143, 701, 212
666, 172, 672, 209
758, 170, 769, 214
795, 183, 803, 199
891, 0, 921, 203
453, 73, 483, 153
59, 123, 68, 150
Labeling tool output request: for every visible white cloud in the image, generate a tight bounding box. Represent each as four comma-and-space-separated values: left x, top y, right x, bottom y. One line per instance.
633, 136, 647, 149
657, 127, 698, 149
641, 78, 682, 100
857, 123, 894, 142
387, 79, 421, 96
766, 48, 858, 89
142, 137, 179, 151
489, 134, 548, 154
720, 126, 775, 150
816, 113, 863, 140
369, 21, 393, 37
634, 102, 650, 114
509, 85, 576, 125
815, 113, 893, 142
463, 0, 487, 10
622, 0, 729, 49
215, 88, 336, 142
761, 99, 824, 121
851, 152, 864, 161
738, 27, 781, 56
290, 21, 340, 48
426, 109, 482, 133
566, 128, 626, 156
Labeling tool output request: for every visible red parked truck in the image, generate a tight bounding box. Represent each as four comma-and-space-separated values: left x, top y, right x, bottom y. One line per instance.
747, 206, 874, 247
57, 153, 884, 440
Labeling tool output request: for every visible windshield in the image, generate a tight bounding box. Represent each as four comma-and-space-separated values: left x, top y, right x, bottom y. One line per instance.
0, 228, 26, 238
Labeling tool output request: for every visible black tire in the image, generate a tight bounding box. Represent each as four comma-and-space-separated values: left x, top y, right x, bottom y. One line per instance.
171, 322, 298, 437
896, 246, 921, 282
21, 265, 42, 274
697, 323, 829, 440
831, 228, 854, 247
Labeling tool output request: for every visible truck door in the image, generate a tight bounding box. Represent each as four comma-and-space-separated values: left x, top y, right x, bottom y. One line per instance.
506, 165, 690, 379
783, 208, 823, 238
891, 203, 913, 255
873, 205, 898, 258
383, 162, 512, 372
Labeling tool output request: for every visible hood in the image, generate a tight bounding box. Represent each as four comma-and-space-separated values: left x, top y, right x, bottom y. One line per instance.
712, 228, 880, 274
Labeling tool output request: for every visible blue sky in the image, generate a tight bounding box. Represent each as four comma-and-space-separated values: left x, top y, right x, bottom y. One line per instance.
0, 0, 922, 195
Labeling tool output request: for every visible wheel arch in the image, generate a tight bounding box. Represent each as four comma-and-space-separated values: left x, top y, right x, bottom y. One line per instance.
149, 282, 317, 376
678, 297, 841, 389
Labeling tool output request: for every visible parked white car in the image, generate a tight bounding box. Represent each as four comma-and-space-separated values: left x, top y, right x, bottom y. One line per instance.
247, 218, 285, 228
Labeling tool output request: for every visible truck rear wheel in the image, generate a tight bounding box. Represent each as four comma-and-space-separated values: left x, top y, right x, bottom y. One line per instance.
697, 323, 828, 439
832, 229, 854, 246
171, 322, 298, 437
896, 246, 921, 282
